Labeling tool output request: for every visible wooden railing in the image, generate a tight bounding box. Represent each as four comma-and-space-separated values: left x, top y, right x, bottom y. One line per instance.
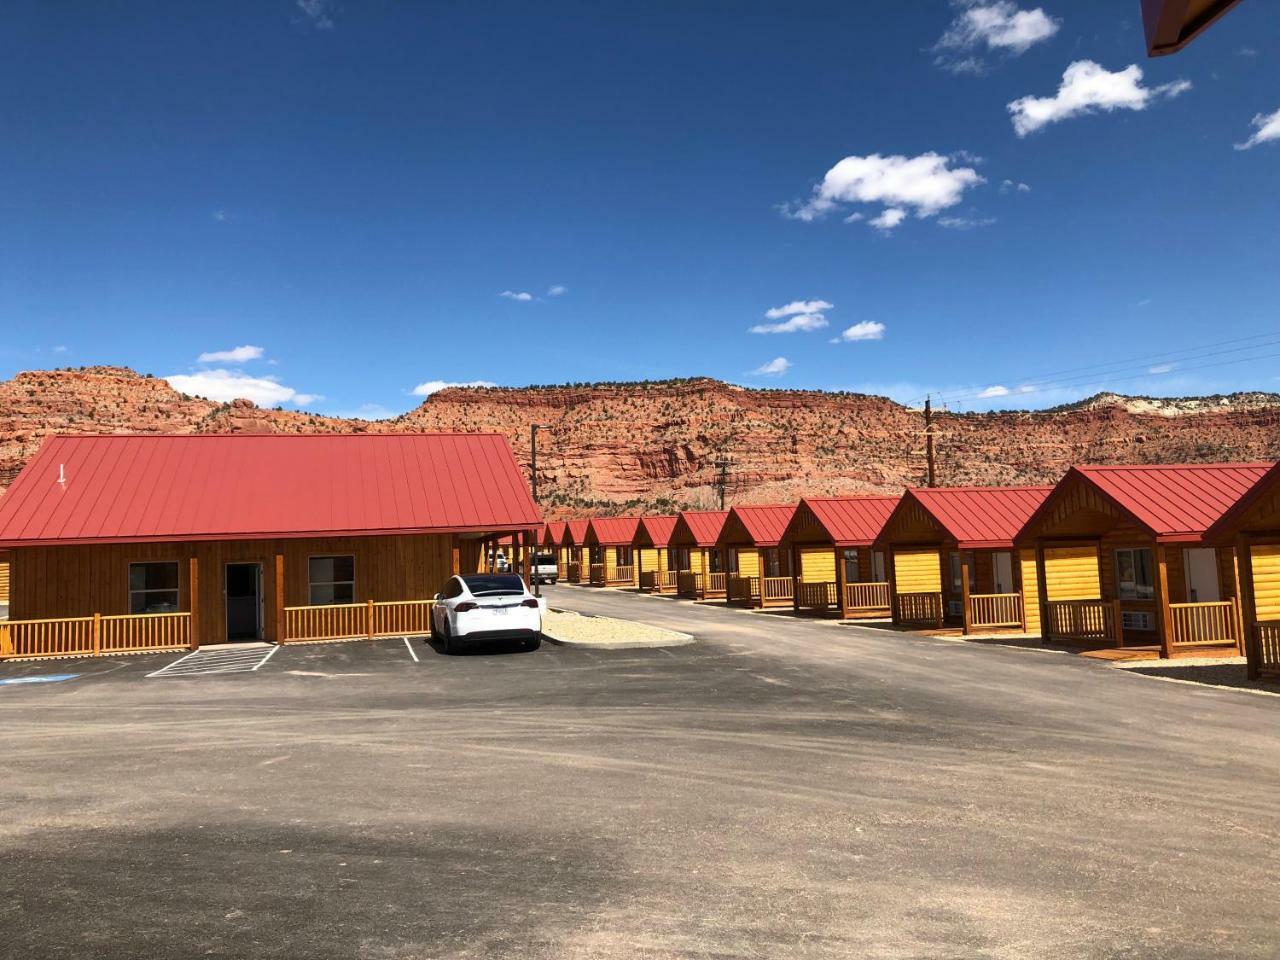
1257, 622, 1280, 677
676, 571, 702, 596
728, 575, 755, 602
1045, 599, 1118, 644
657, 570, 678, 591
1168, 601, 1239, 648
968, 593, 1023, 629
762, 576, 794, 603
0, 612, 191, 660
895, 591, 944, 625
639, 570, 658, 592
612, 565, 635, 584
566, 562, 582, 583
283, 599, 435, 643
844, 581, 890, 613
797, 581, 837, 610
589, 563, 606, 586
707, 572, 727, 595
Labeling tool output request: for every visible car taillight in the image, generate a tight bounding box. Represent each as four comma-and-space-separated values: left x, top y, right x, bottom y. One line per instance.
521, 598, 539, 608
455, 601, 478, 612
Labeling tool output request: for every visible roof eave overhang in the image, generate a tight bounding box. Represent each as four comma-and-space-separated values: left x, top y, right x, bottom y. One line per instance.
1144, 0, 1243, 57
0, 521, 545, 550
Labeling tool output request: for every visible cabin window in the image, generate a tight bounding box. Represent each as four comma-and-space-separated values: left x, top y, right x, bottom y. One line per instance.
842, 549, 861, 582
708, 550, 724, 573
871, 551, 886, 582
128, 562, 180, 614
309, 555, 355, 605
763, 548, 783, 578
614, 546, 633, 567
727, 550, 740, 575
1115, 548, 1154, 601
672, 547, 690, 571
949, 552, 975, 595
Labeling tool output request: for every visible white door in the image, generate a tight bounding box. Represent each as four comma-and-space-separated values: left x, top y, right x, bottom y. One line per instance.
992, 552, 1014, 594
1183, 548, 1220, 603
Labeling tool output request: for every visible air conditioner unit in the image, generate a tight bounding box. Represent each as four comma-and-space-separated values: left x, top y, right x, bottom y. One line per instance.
1121, 611, 1153, 632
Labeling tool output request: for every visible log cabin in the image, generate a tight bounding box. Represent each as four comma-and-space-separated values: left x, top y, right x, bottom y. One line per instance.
1206, 461, 1280, 679
876, 486, 1052, 633
559, 519, 591, 583
1016, 463, 1271, 658
584, 517, 642, 587
670, 510, 730, 599
634, 516, 679, 594
718, 504, 797, 609
542, 521, 569, 577
0, 434, 543, 659
780, 496, 898, 618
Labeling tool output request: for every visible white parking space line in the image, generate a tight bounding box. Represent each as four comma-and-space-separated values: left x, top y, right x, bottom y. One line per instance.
402, 637, 421, 662
147, 645, 277, 679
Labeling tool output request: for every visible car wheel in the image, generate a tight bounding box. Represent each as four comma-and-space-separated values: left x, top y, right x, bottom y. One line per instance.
524, 634, 542, 651
442, 622, 457, 654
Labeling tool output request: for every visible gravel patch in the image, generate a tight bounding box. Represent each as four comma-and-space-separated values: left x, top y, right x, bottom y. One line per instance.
542, 609, 694, 649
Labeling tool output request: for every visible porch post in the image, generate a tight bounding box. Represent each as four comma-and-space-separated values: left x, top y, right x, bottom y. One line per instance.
1034, 541, 1050, 644
1237, 533, 1260, 680
1155, 543, 1173, 659
887, 547, 899, 625
835, 546, 847, 618
791, 543, 801, 613
188, 556, 200, 650
961, 559, 972, 636
274, 553, 286, 644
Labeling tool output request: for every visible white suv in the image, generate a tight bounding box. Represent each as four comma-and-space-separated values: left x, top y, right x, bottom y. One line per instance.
432, 574, 542, 653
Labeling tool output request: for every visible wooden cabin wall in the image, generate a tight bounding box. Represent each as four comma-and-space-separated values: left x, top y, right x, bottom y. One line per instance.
1251, 544, 1280, 620
735, 549, 761, 579
798, 546, 835, 584
1019, 549, 1041, 634
0, 556, 9, 603
1041, 545, 1102, 601
894, 548, 941, 594
10, 533, 455, 645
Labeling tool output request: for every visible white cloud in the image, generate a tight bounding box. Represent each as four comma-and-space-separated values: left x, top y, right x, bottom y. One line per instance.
212, 209, 229, 222
197, 344, 265, 364
411, 379, 499, 396
52, 345, 68, 353
296, 0, 334, 29
978, 384, 1011, 398
937, 2, 1060, 65
547, 284, 568, 296
784, 153, 984, 228
750, 314, 829, 334
1148, 363, 1175, 375
499, 290, 534, 301
871, 208, 908, 231
765, 299, 834, 320
830, 321, 886, 343
938, 215, 997, 230
1016, 384, 1036, 393
752, 357, 792, 376
1235, 107, 1280, 150
165, 370, 317, 407
1000, 179, 1032, 193
1008, 61, 1191, 137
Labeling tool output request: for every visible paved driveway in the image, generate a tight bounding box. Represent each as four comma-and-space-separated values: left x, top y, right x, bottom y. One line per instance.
1, 586, 1278, 959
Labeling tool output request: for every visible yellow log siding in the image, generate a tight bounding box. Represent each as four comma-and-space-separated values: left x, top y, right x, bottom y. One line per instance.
1251, 544, 1280, 621
735, 549, 761, 579
1018, 548, 1041, 634
1043, 546, 1101, 601
0, 560, 9, 602
638, 547, 661, 576
894, 549, 941, 594
799, 547, 836, 584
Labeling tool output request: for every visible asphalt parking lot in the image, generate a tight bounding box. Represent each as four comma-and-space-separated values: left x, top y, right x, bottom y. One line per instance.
2, 585, 1279, 959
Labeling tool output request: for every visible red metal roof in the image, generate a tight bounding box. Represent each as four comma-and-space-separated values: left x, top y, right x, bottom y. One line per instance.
722, 504, 797, 546
562, 519, 591, 546
904, 486, 1054, 549
543, 521, 567, 545
1070, 463, 1273, 543
801, 496, 899, 546
586, 516, 641, 546
674, 510, 729, 547
0, 434, 543, 547
1206, 461, 1280, 543
637, 515, 678, 547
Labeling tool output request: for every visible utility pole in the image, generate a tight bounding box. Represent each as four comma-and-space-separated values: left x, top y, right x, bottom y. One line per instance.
713, 457, 731, 510
529, 424, 553, 502
924, 396, 937, 488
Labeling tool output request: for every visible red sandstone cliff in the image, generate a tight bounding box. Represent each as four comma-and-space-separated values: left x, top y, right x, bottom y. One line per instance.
3, 367, 1279, 518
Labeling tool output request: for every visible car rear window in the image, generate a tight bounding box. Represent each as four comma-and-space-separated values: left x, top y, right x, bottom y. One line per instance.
533, 553, 556, 564
463, 574, 526, 596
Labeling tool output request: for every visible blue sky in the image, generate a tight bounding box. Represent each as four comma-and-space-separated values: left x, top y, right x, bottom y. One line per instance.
1, 1, 1277, 416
